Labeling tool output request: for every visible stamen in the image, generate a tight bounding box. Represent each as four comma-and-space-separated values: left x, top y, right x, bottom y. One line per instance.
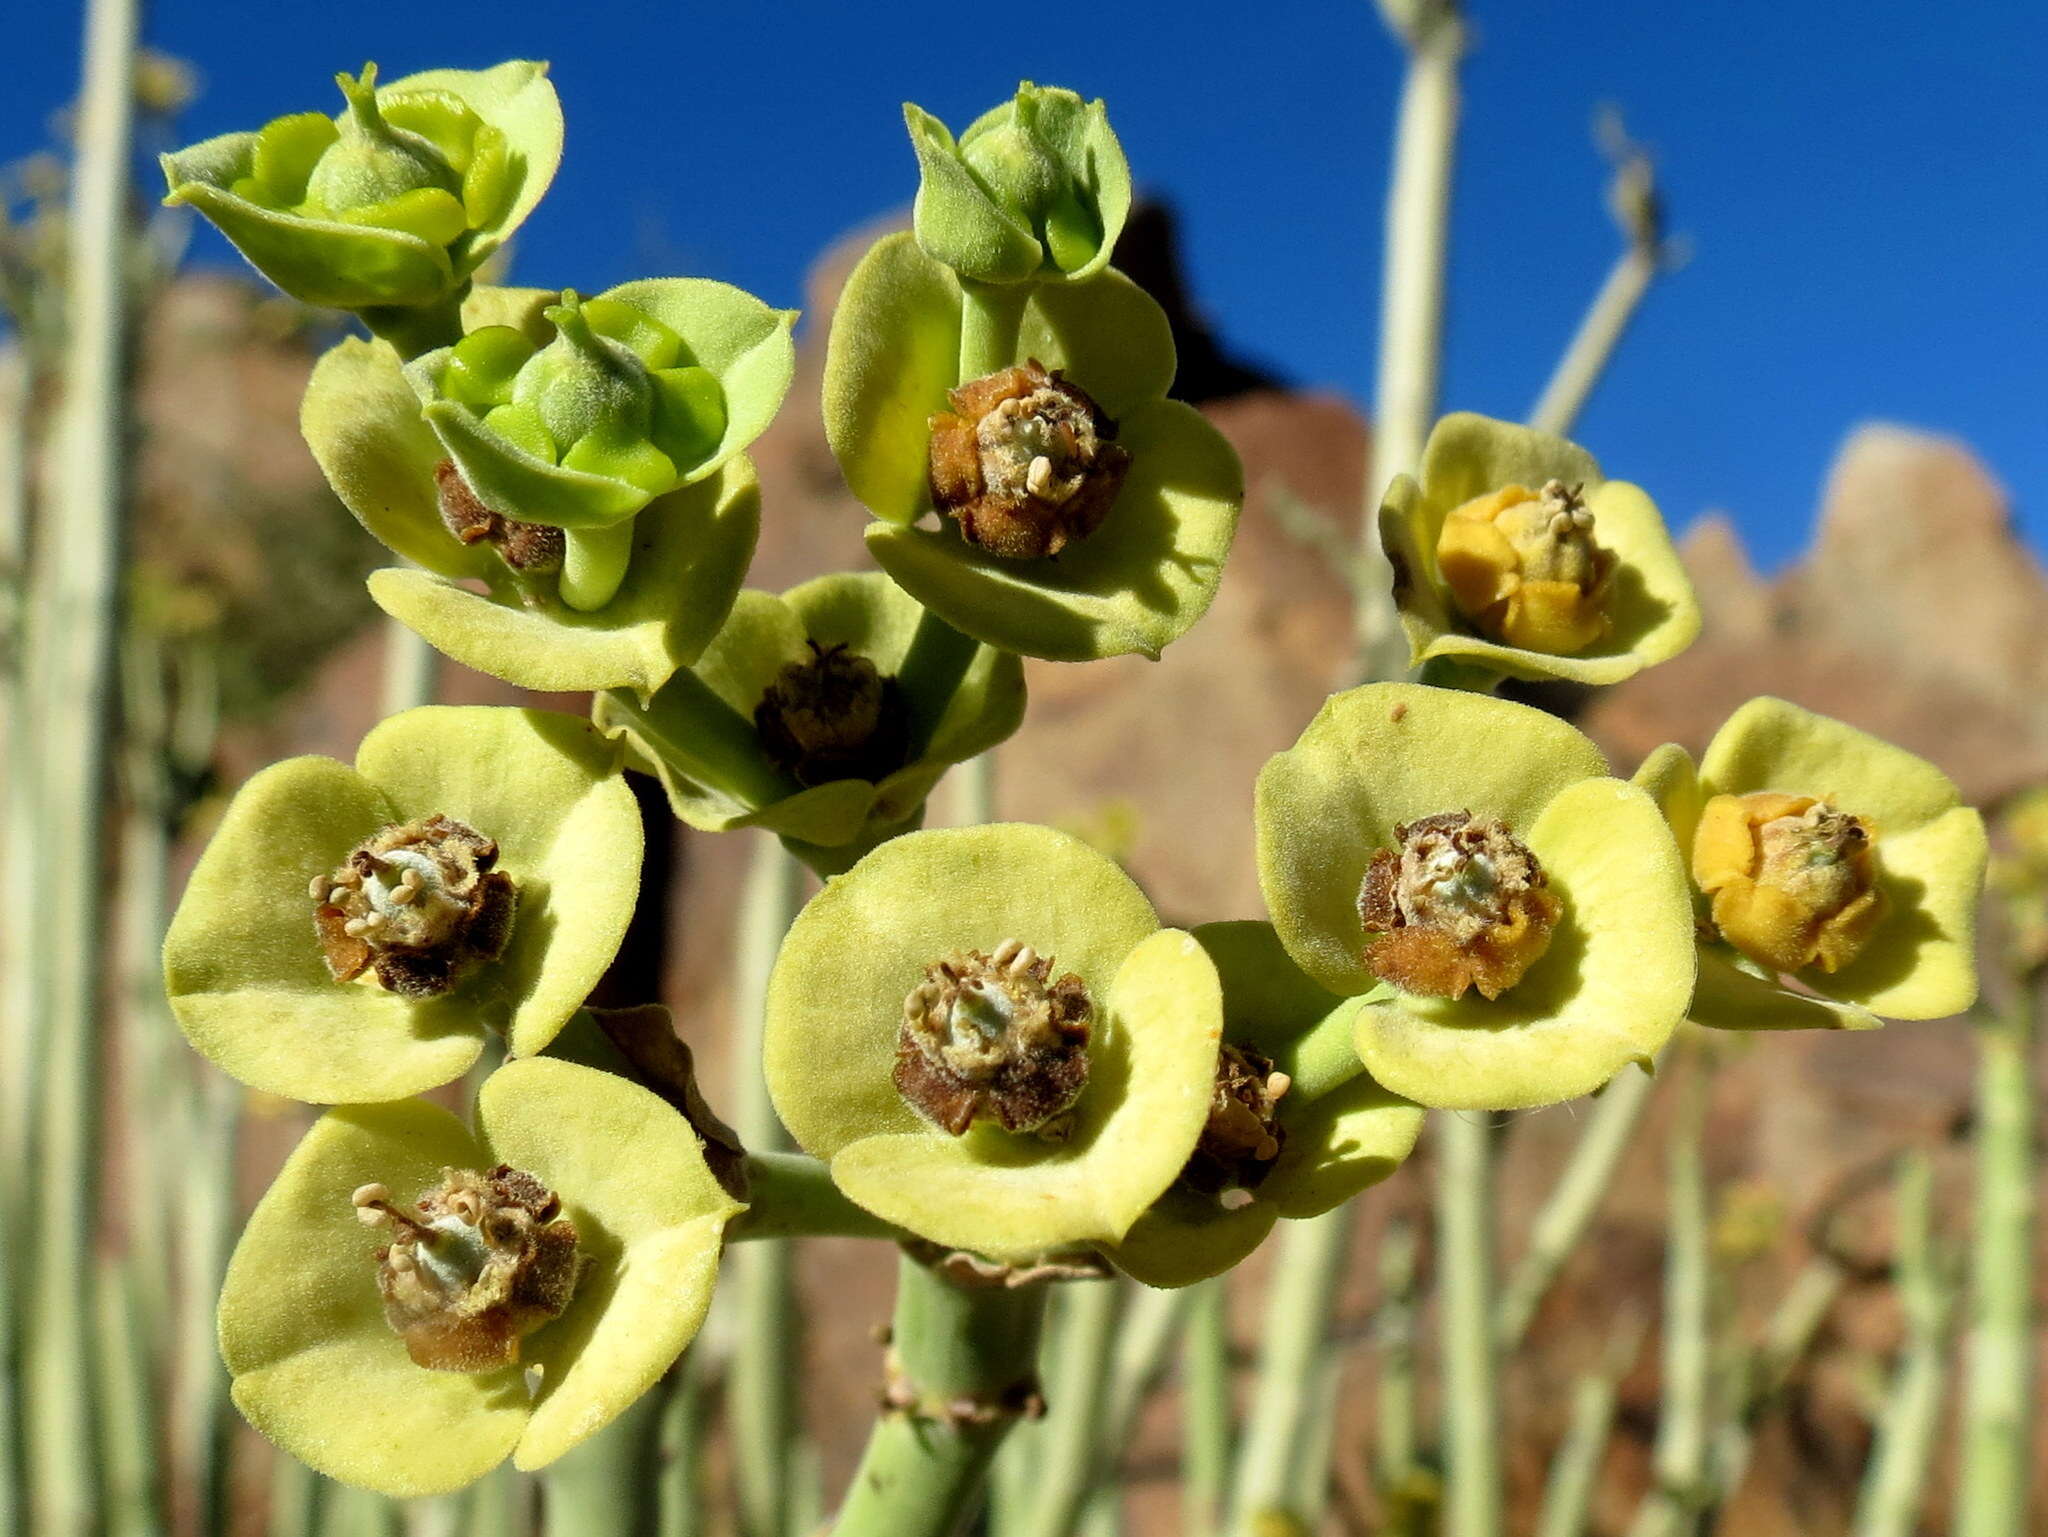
895, 942, 1092, 1136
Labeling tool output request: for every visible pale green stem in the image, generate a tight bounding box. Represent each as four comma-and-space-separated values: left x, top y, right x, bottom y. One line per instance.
1701, 1259, 1843, 1515
1852, 1152, 1957, 1537
897, 605, 983, 757
1072, 1284, 1196, 1536
724, 1151, 908, 1243
728, 834, 811, 1537
1437, 1110, 1503, 1537
379, 615, 438, 717
1019, 1278, 1124, 1537
174, 1075, 239, 1537
319, 1485, 401, 1537
360, 294, 466, 362
828, 1255, 1049, 1537
1496, 1062, 1658, 1350
1181, 1278, 1231, 1537
540, 1391, 660, 1537
1230, 1207, 1352, 1533
1955, 993, 2035, 1537
0, 1219, 18, 1537
958, 281, 1030, 384
95, 1260, 162, 1537
1535, 1318, 1645, 1537
28, 0, 139, 1530
1527, 246, 1659, 437
0, 346, 38, 1218
655, 1358, 712, 1537
267, 1454, 323, 1537
1627, 1055, 1712, 1537
462, 1463, 526, 1537
1373, 1216, 1421, 1494
1357, 0, 1465, 674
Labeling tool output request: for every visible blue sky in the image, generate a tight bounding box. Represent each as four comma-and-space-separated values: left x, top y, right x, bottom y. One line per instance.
10, 0, 2045, 567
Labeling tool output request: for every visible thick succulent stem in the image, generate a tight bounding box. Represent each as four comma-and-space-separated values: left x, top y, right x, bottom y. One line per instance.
1230, 1207, 1352, 1533
1955, 993, 2036, 1537
829, 1254, 1049, 1537
958, 280, 1030, 385
728, 835, 814, 1537
27, 0, 139, 1530
1852, 1152, 1957, 1537
1437, 1110, 1504, 1537
1497, 1062, 1658, 1350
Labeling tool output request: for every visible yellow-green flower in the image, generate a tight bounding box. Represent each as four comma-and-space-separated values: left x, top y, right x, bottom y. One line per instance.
301, 286, 764, 697
1379, 413, 1700, 686
163, 707, 640, 1103
593, 573, 1024, 871
822, 233, 1241, 662
1108, 922, 1424, 1289
161, 62, 561, 323
219, 1059, 740, 1495
762, 824, 1222, 1261
1634, 697, 1987, 1029
1256, 682, 1695, 1110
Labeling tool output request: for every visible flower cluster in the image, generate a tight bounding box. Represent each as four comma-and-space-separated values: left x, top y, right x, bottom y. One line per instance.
158, 59, 1990, 1503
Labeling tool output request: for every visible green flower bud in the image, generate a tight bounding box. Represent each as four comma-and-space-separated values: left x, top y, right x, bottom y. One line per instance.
160, 61, 562, 322
1633, 697, 1986, 1033
1109, 923, 1425, 1289
593, 573, 1025, 868
822, 233, 1241, 662
906, 83, 1130, 285
404, 281, 795, 612
1256, 683, 1697, 1111
162, 706, 641, 1103
762, 824, 1222, 1262
1379, 412, 1701, 687
219, 1060, 741, 1494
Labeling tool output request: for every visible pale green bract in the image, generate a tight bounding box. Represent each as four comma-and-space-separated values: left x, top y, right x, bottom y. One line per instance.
1109, 922, 1425, 1289
762, 824, 1222, 1262
593, 572, 1025, 872
1255, 682, 1696, 1111
218, 1059, 742, 1495
160, 61, 563, 317
823, 233, 1242, 662
906, 82, 1132, 285
1635, 696, 1986, 1028
162, 707, 641, 1104
1379, 411, 1701, 686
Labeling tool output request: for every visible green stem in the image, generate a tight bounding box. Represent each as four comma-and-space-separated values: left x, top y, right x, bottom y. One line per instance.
829, 1255, 1049, 1537
267, 1454, 323, 1537
1357, 0, 1466, 675
1496, 1062, 1658, 1350
655, 1357, 712, 1537
958, 281, 1031, 384
1373, 1216, 1421, 1495
360, 292, 467, 361
0, 346, 38, 1224
1230, 1207, 1352, 1533
379, 615, 438, 717
725, 1152, 907, 1243
560, 522, 635, 614
1271, 996, 1376, 1105
29, 0, 138, 1530
174, 1076, 239, 1537
601, 679, 798, 810
94, 1260, 162, 1537
1955, 993, 2035, 1537
1852, 1153, 1956, 1537
1698, 1258, 1844, 1520
727, 835, 811, 1537
1535, 1317, 1644, 1537
1019, 1279, 1123, 1537
1527, 246, 1658, 437
461, 1464, 525, 1537
1181, 1278, 1231, 1537
1627, 1054, 1712, 1537
1437, 1111, 1503, 1537
897, 605, 982, 758
540, 1391, 660, 1537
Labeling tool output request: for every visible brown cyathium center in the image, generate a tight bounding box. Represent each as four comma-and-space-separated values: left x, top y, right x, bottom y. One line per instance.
353, 1165, 585, 1373
1179, 1043, 1292, 1208
311, 814, 516, 998
1359, 811, 1562, 1001
753, 640, 912, 788
927, 360, 1132, 560
436, 458, 565, 575
894, 939, 1092, 1137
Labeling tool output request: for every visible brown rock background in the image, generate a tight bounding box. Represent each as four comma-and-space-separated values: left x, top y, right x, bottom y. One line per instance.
173, 209, 2045, 1534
